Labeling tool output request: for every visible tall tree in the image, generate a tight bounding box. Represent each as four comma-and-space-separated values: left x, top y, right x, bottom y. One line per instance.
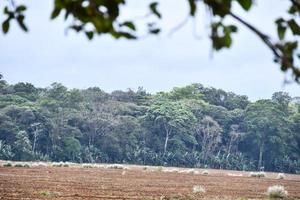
195, 116, 222, 161
145, 99, 196, 154
243, 100, 290, 170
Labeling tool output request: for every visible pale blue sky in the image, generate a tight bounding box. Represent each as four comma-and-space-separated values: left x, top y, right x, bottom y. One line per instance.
0, 0, 299, 100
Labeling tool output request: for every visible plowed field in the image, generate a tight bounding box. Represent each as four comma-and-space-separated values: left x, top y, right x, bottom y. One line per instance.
0, 163, 299, 200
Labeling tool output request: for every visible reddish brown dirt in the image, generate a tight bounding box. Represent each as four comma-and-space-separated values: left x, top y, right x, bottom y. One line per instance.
0, 165, 299, 200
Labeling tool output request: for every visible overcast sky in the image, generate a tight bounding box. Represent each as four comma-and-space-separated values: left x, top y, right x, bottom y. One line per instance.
0, 0, 299, 101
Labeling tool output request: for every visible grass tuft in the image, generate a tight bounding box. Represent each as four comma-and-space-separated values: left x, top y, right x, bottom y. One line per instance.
3, 162, 12, 167
267, 185, 288, 199
40, 191, 50, 196
249, 171, 266, 178
201, 170, 209, 175
51, 162, 68, 167
192, 185, 206, 194
276, 173, 286, 180
104, 164, 128, 170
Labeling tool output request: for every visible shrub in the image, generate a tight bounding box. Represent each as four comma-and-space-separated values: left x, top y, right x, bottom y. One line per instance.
267, 185, 288, 199
163, 168, 179, 173
82, 164, 94, 168
192, 185, 206, 194
276, 173, 286, 180
3, 162, 12, 167
14, 163, 24, 167
249, 172, 266, 178
107, 164, 127, 170
13, 163, 31, 168
23, 163, 30, 168
63, 163, 69, 167
157, 166, 163, 172
52, 162, 64, 167
202, 170, 209, 175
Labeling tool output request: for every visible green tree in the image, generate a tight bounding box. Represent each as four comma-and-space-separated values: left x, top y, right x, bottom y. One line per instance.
13, 130, 33, 161
145, 99, 196, 154
0, 140, 14, 159
243, 100, 290, 170
272, 92, 292, 115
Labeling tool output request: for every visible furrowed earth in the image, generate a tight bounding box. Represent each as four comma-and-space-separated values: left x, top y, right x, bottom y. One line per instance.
0, 161, 299, 200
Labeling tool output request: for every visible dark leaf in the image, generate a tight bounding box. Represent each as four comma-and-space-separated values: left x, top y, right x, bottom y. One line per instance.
16, 5, 26, 13
277, 25, 287, 40
70, 25, 83, 32
149, 2, 161, 19
85, 31, 94, 40
228, 25, 238, 32
188, 0, 197, 16
288, 19, 300, 35
224, 33, 232, 47
149, 28, 160, 34
51, 8, 61, 19
16, 15, 28, 32
117, 31, 137, 39
237, 0, 252, 11
2, 19, 10, 34
121, 21, 136, 31
288, 5, 298, 15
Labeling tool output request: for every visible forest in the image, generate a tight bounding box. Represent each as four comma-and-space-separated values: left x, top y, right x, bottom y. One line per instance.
0, 74, 299, 174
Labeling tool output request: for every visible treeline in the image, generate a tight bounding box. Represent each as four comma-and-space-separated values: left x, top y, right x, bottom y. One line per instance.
0, 75, 299, 173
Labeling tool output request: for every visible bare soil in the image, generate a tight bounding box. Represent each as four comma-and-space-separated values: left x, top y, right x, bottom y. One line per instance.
0, 162, 299, 200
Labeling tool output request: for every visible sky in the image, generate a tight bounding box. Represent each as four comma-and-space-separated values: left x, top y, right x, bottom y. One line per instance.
0, 0, 299, 101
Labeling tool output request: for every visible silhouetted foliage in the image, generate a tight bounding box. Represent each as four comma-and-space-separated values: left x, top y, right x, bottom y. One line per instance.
1, 0, 300, 82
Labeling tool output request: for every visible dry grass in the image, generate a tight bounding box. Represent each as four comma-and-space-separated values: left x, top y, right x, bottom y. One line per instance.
192, 185, 206, 194
249, 172, 266, 178
267, 185, 288, 199
202, 170, 209, 175
276, 173, 286, 180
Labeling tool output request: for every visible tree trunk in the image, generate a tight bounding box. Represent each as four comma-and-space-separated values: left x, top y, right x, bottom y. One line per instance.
163, 131, 169, 154
163, 124, 171, 154
258, 142, 264, 170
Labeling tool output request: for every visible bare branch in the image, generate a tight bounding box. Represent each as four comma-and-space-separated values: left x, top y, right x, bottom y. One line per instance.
229, 11, 281, 58
168, 15, 190, 37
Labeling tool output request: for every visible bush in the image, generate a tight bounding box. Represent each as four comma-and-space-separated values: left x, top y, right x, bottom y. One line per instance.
249, 171, 266, 178
14, 163, 24, 167
267, 185, 288, 199
14, 163, 29, 167
192, 185, 206, 194
63, 163, 69, 167
157, 166, 163, 172
3, 162, 12, 167
24, 163, 30, 168
276, 173, 286, 180
107, 164, 127, 170
52, 162, 64, 167
202, 170, 209, 175
82, 164, 94, 168
12, 163, 30, 168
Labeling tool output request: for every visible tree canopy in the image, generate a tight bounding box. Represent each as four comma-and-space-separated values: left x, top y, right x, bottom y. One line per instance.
1, 0, 300, 82
0, 75, 299, 173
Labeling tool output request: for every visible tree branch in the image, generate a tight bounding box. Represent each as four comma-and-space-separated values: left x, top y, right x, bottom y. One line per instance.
228, 11, 281, 58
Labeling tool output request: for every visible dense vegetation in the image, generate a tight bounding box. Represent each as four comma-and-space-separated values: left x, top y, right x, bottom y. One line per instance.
0, 75, 299, 173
